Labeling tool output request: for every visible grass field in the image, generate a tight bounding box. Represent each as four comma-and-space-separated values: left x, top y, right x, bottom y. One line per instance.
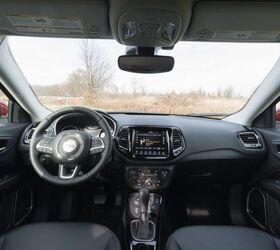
38, 93, 246, 116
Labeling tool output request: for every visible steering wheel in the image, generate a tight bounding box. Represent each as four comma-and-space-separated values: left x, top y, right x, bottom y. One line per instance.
30, 107, 112, 185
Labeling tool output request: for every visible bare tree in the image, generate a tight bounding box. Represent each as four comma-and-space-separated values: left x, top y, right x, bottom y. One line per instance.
77, 40, 114, 98
65, 69, 86, 97
131, 78, 146, 96
223, 86, 235, 98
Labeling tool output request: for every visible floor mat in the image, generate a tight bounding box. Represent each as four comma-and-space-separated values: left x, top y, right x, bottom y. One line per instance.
77, 184, 125, 246
165, 184, 231, 232
184, 185, 231, 225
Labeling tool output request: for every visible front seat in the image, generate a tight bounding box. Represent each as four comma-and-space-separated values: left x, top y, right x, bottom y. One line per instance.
166, 226, 280, 250
0, 222, 121, 250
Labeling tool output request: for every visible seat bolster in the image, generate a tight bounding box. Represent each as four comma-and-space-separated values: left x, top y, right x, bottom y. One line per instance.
105, 234, 121, 250
0, 222, 121, 250
166, 226, 280, 250
0, 234, 7, 250
166, 235, 181, 250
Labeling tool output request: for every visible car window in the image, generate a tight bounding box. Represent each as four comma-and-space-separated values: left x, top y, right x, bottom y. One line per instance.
0, 90, 9, 123
276, 101, 280, 128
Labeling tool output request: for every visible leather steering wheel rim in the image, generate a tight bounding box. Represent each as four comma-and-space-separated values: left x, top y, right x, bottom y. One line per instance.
30, 107, 112, 186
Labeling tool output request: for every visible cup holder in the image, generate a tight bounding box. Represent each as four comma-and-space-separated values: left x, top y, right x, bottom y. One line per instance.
131, 243, 155, 250
136, 244, 149, 250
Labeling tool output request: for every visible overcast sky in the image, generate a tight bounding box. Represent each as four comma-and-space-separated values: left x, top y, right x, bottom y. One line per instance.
8, 36, 280, 98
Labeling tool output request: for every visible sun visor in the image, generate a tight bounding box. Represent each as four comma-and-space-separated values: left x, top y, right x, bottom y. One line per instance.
0, 0, 110, 38
185, 2, 280, 42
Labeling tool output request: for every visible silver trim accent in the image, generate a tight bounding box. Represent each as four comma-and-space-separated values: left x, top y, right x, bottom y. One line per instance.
238, 132, 262, 149
130, 220, 156, 242
58, 165, 80, 180
130, 241, 156, 250
246, 187, 267, 229
90, 137, 105, 154
0, 146, 6, 152
101, 113, 117, 137
36, 139, 53, 154
172, 128, 185, 156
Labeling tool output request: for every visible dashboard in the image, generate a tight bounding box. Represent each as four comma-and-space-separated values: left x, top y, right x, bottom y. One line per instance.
20, 110, 268, 188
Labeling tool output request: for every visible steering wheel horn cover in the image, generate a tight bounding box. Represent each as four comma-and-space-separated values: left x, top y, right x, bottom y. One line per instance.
30, 107, 113, 186
52, 130, 90, 165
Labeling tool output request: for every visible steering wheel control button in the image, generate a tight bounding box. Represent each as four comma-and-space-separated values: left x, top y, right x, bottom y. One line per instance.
36, 138, 54, 154
90, 138, 105, 154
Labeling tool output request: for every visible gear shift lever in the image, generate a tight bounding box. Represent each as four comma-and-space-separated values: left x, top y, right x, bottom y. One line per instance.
131, 187, 155, 241
139, 187, 150, 223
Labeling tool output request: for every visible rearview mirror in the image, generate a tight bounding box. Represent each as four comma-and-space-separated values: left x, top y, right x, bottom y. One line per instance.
118, 55, 174, 73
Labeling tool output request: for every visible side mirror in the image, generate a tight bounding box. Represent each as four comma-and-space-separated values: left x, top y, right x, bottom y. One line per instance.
0, 101, 8, 117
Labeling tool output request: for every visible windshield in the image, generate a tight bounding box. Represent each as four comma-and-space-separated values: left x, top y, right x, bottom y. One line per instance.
8, 36, 280, 117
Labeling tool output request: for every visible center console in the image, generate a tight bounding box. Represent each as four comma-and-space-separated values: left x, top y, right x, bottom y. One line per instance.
118, 126, 184, 249
127, 188, 162, 250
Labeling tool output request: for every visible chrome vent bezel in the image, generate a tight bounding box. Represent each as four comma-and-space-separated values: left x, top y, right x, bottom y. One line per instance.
171, 128, 185, 156
24, 128, 36, 144
238, 132, 262, 149
117, 127, 130, 151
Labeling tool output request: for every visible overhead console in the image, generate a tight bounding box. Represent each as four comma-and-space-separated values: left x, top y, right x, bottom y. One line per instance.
185, 2, 280, 42
110, 0, 192, 47
116, 126, 185, 161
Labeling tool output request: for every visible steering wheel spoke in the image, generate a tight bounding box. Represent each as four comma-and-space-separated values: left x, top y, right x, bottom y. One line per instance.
36, 137, 54, 154
90, 137, 105, 155
58, 164, 81, 180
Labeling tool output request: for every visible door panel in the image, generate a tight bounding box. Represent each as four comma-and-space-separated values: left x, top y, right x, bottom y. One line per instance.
0, 122, 29, 233
0, 123, 28, 174
247, 128, 280, 236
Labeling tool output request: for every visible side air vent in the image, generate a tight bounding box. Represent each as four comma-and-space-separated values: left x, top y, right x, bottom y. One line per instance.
118, 127, 129, 151
24, 128, 36, 144
172, 128, 185, 156
238, 132, 262, 149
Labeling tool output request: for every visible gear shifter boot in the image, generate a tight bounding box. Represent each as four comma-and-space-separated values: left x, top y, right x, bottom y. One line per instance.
131, 220, 155, 241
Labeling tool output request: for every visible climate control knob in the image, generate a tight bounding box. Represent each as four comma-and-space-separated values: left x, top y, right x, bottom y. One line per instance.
145, 177, 160, 189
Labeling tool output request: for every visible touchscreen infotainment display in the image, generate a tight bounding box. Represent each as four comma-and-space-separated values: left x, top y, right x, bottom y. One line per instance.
133, 128, 168, 158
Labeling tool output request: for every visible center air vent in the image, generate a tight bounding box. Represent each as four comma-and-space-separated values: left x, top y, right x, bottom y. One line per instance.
238, 132, 262, 149
172, 128, 185, 156
118, 127, 130, 151
24, 128, 36, 144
